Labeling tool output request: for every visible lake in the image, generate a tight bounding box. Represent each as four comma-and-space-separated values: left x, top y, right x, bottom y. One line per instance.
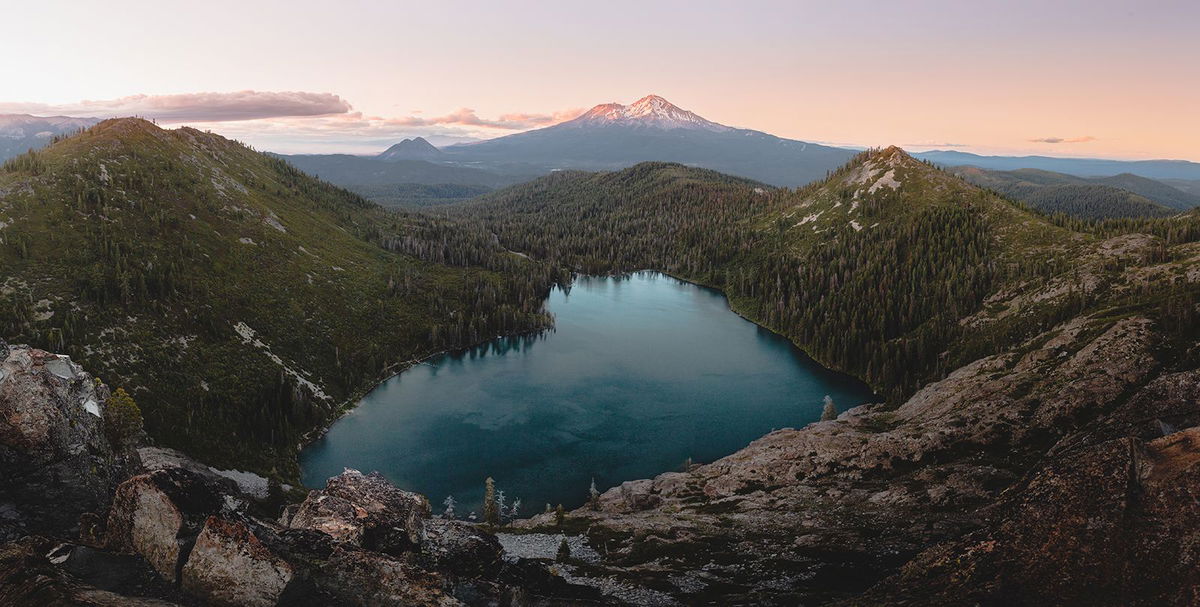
299, 271, 874, 516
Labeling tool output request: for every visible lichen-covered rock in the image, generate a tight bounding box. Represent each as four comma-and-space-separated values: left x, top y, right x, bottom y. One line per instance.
0, 345, 135, 540
181, 516, 293, 607
289, 469, 430, 555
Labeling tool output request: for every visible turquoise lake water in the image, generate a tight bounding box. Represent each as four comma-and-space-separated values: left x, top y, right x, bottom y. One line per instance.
300, 271, 874, 515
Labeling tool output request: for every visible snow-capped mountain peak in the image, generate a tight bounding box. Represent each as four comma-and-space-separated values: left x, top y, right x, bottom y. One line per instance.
565, 95, 731, 132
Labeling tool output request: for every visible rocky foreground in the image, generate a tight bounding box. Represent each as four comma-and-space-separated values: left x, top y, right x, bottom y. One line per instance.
0, 340, 606, 606
3, 229, 1200, 606
514, 313, 1200, 605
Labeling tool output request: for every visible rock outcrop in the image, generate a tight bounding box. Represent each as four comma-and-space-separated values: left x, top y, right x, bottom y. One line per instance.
0, 343, 137, 541
513, 314, 1200, 605
0, 343, 602, 606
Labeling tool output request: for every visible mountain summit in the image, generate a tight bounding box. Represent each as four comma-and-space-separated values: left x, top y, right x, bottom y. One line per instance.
441, 94, 854, 186
377, 136, 444, 161
565, 94, 731, 132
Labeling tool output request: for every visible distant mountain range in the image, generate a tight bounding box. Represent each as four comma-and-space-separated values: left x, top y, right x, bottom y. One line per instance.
916, 149, 1200, 181
438, 94, 855, 187
7, 102, 1200, 211
0, 114, 99, 161
949, 165, 1200, 219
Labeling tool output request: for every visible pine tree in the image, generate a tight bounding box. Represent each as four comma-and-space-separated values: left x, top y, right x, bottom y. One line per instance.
589, 478, 601, 510
556, 537, 571, 562
103, 387, 143, 448
482, 477, 498, 526
442, 495, 456, 520
820, 395, 838, 421
555, 503, 565, 527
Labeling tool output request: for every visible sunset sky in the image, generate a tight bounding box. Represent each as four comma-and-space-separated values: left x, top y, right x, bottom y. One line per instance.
1, 0, 1196, 159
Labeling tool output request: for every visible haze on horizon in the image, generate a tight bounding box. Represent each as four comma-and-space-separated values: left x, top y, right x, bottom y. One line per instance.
0, 0, 1196, 161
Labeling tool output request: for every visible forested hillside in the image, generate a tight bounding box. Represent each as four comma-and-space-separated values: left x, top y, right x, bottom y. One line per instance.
441, 148, 1200, 401
0, 119, 562, 478
949, 165, 1197, 218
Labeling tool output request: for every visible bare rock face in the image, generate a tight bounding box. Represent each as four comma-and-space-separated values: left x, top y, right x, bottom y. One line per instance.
181, 516, 293, 607
0, 344, 135, 541
288, 469, 431, 555
856, 426, 1200, 606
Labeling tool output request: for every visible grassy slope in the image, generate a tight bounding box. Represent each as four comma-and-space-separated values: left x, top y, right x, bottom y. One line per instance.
0, 119, 552, 480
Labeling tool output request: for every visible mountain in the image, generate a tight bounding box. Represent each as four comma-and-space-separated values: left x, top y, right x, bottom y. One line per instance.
566, 94, 731, 131
441, 148, 1200, 604
948, 165, 1186, 218
377, 136, 444, 161
917, 149, 1200, 181
439, 94, 856, 187
0, 114, 99, 161
0, 118, 557, 477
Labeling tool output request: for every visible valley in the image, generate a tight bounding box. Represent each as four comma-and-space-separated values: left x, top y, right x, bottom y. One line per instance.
3, 116, 1200, 606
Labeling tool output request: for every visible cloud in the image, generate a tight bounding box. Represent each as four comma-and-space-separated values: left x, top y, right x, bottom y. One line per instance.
379, 107, 583, 130
903, 141, 970, 148
1028, 135, 1097, 144
0, 91, 352, 122
0, 90, 585, 153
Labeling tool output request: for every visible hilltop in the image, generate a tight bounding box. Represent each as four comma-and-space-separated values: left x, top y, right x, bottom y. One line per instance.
0, 118, 558, 478
376, 136, 445, 161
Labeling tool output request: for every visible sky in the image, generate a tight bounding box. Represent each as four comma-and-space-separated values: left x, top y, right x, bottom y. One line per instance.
1, 0, 1196, 159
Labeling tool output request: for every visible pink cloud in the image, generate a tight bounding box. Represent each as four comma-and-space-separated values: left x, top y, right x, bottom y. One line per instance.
1028, 135, 1097, 144
0, 91, 352, 122
379, 107, 583, 130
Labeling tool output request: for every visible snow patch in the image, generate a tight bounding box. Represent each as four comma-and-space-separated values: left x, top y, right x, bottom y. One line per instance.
83, 399, 101, 417
850, 220, 863, 231
210, 467, 270, 499
238, 237, 257, 245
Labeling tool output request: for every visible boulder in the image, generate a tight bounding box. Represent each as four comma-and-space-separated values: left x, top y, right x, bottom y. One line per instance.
289, 469, 430, 555
104, 467, 229, 582
419, 518, 504, 578
180, 516, 293, 607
